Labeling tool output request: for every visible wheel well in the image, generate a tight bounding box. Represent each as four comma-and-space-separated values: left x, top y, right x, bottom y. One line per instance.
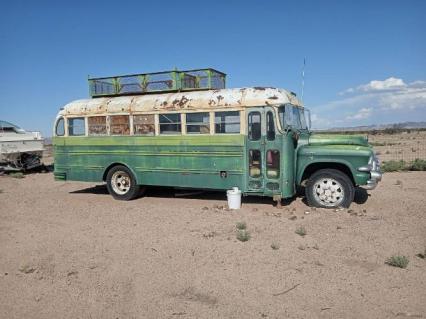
102, 163, 128, 181
301, 162, 355, 185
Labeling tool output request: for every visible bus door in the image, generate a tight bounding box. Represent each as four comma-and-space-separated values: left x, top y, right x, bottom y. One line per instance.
246, 107, 282, 194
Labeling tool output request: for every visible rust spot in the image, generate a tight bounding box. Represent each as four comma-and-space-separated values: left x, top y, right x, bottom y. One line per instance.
268, 95, 278, 100
237, 99, 242, 105
178, 96, 189, 107
161, 101, 168, 107
208, 99, 216, 106
224, 103, 229, 106
265, 100, 270, 105
213, 89, 220, 93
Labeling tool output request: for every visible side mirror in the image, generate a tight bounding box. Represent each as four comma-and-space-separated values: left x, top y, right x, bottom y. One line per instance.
305, 108, 312, 130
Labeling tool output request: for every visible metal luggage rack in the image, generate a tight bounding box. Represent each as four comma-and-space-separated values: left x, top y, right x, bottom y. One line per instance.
88, 68, 226, 98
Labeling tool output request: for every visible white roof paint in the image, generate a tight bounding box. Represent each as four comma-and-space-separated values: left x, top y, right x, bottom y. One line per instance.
58, 87, 303, 116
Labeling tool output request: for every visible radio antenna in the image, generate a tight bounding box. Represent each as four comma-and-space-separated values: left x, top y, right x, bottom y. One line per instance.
301, 57, 306, 103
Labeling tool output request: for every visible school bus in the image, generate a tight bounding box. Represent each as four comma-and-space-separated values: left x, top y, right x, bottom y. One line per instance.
53, 68, 381, 208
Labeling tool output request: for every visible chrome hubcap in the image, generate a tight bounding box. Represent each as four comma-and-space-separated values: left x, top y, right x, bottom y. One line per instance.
111, 171, 131, 195
313, 178, 344, 207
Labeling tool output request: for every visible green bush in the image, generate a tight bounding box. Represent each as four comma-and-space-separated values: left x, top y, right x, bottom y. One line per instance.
235, 221, 247, 230
381, 160, 407, 172
409, 159, 426, 171
236, 230, 251, 242
385, 255, 409, 268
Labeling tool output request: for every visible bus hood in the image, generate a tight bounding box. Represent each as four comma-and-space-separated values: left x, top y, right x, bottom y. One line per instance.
308, 133, 369, 147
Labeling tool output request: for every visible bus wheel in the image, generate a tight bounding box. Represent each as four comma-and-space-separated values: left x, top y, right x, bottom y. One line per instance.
306, 169, 354, 208
106, 165, 140, 200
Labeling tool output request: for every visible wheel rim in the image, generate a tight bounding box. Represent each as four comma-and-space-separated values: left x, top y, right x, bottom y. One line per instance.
313, 178, 345, 207
111, 171, 131, 195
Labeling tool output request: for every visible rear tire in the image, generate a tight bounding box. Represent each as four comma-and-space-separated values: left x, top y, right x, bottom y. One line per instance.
306, 169, 354, 208
106, 165, 141, 200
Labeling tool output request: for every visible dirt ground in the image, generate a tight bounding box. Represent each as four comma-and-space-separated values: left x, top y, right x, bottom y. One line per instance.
368, 130, 426, 162
0, 170, 425, 319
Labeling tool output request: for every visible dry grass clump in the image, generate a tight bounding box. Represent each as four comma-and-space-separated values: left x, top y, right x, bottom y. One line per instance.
295, 226, 307, 237
385, 255, 409, 268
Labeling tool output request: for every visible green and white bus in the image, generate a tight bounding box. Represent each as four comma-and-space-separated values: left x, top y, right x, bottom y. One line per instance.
53, 69, 381, 208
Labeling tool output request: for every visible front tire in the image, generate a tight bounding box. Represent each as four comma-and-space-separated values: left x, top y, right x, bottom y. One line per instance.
306, 169, 354, 208
106, 165, 141, 200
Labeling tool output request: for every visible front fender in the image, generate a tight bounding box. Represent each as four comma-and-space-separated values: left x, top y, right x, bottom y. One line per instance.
296, 145, 372, 186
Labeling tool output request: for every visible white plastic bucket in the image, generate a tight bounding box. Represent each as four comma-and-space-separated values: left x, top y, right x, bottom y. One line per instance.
227, 187, 241, 209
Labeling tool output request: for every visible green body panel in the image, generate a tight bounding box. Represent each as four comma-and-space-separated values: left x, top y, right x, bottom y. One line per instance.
295, 133, 373, 185
54, 135, 249, 191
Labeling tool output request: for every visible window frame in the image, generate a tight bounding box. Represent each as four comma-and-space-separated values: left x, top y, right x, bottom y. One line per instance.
88, 116, 108, 136
185, 112, 210, 135
55, 117, 65, 137
214, 111, 241, 134
159, 113, 182, 135
68, 117, 86, 136
248, 111, 261, 141
109, 114, 131, 136
133, 114, 156, 136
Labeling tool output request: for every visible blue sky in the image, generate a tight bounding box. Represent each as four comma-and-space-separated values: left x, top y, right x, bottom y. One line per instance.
1, 0, 425, 135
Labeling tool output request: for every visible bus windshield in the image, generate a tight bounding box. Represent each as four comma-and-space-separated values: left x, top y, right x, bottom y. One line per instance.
278, 104, 309, 131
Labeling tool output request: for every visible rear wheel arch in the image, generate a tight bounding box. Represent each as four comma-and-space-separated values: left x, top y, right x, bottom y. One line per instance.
103, 163, 139, 184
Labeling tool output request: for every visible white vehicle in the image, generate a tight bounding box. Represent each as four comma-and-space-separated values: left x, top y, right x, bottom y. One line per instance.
0, 120, 44, 171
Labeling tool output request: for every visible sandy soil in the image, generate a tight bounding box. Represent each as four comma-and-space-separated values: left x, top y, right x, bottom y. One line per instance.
0, 171, 425, 319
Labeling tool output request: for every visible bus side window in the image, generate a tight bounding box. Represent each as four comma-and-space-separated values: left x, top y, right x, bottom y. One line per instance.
134, 114, 155, 135
186, 112, 210, 134
266, 111, 275, 141
110, 115, 130, 135
55, 118, 65, 136
215, 111, 240, 134
68, 118, 85, 136
248, 112, 261, 140
88, 116, 107, 136
159, 114, 181, 134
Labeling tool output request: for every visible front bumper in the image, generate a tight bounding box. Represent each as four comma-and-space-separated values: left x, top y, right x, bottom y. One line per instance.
358, 155, 382, 190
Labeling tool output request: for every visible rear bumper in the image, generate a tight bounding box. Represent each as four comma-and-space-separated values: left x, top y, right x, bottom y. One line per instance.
358, 156, 382, 190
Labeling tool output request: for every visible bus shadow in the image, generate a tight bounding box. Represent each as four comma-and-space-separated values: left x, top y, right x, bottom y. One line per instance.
69, 185, 282, 205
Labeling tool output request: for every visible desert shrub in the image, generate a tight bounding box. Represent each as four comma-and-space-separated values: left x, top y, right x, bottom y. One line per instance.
385, 255, 409, 268
295, 226, 307, 237
235, 221, 247, 230
236, 230, 251, 242
381, 160, 407, 172
409, 159, 426, 171
271, 243, 279, 250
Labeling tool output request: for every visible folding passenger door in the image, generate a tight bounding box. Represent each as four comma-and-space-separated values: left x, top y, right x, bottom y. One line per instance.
246, 107, 282, 195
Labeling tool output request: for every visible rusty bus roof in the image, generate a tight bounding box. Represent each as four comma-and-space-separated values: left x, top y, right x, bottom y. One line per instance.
59, 87, 303, 116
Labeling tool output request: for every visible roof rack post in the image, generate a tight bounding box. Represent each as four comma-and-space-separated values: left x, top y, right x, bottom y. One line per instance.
207, 69, 212, 89
113, 77, 120, 95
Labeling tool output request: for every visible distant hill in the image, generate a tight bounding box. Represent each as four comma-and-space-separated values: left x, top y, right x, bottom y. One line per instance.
315, 121, 426, 132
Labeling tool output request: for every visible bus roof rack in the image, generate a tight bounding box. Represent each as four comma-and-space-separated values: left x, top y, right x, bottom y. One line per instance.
88, 68, 226, 98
